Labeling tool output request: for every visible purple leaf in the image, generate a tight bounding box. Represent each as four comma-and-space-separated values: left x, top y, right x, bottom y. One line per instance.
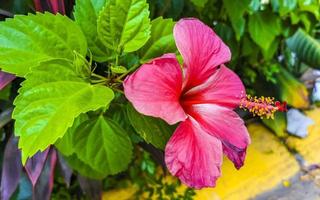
33, 0, 44, 12
33, 0, 66, 14
0, 71, 15, 90
48, 0, 66, 14
57, 152, 73, 187
25, 148, 50, 186
0, 108, 13, 129
33, 149, 57, 200
0, 136, 23, 200
78, 175, 102, 200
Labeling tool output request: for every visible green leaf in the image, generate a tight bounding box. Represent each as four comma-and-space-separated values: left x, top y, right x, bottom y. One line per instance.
248, 12, 282, 50
0, 84, 11, 100
286, 29, 320, 68
64, 154, 107, 179
190, 0, 208, 7
139, 17, 176, 62
74, 0, 110, 62
13, 60, 114, 164
290, 12, 300, 24
55, 114, 89, 156
262, 112, 287, 137
0, 12, 87, 77
224, 0, 250, 40
298, 0, 320, 20
73, 116, 133, 175
249, 0, 260, 11
299, 13, 312, 32
275, 67, 309, 108
272, 0, 297, 16
126, 104, 173, 149
215, 23, 239, 63
110, 66, 128, 74
97, 0, 151, 53
262, 38, 279, 60
241, 35, 257, 57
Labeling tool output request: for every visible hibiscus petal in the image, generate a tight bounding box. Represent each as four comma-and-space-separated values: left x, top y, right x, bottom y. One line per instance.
223, 143, 247, 170
165, 117, 222, 189
124, 54, 187, 125
182, 65, 245, 109
187, 104, 250, 169
174, 18, 231, 89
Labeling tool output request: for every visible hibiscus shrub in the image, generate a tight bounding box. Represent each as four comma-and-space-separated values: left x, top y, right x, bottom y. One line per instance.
0, 0, 319, 199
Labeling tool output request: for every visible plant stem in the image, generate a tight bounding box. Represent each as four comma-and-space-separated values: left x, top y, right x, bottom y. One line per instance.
91, 73, 108, 80
115, 64, 140, 82
113, 88, 124, 94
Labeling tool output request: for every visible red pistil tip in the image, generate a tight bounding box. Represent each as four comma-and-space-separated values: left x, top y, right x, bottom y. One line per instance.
275, 101, 288, 112
239, 95, 287, 119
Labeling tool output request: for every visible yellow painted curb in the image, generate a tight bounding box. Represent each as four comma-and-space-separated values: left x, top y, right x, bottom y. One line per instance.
286, 108, 320, 165
102, 186, 137, 200
195, 123, 299, 200
103, 123, 300, 200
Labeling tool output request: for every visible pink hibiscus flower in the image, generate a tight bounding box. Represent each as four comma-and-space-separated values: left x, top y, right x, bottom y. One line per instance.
124, 18, 250, 188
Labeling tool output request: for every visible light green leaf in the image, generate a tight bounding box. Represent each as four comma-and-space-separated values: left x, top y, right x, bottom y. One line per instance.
55, 114, 89, 156
286, 29, 320, 68
97, 0, 151, 53
139, 17, 176, 62
298, 0, 320, 19
126, 104, 173, 149
13, 60, 114, 164
110, 66, 128, 74
0, 12, 87, 77
74, 0, 110, 62
73, 116, 133, 175
248, 12, 282, 50
224, 0, 250, 40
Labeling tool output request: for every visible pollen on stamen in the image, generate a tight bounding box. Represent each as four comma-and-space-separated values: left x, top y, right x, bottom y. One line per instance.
239, 94, 287, 119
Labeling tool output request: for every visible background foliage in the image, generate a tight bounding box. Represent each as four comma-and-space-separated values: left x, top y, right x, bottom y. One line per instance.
0, 0, 319, 199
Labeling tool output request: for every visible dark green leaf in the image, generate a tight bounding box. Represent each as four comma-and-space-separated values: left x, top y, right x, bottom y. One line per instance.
139, 17, 176, 62
224, 0, 250, 40
272, 0, 297, 16
286, 29, 320, 68
64, 154, 107, 179
190, 0, 208, 7
55, 114, 89, 156
248, 12, 282, 50
126, 104, 173, 149
73, 0, 110, 62
73, 116, 133, 176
